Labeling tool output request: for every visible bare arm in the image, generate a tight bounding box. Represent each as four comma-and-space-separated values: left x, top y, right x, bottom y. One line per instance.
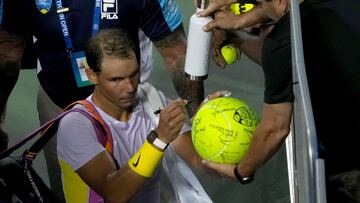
171, 131, 200, 168
77, 151, 147, 203
226, 29, 264, 65
224, 21, 274, 65
236, 102, 293, 176
229, 30, 263, 65
172, 131, 220, 177
0, 29, 26, 121
172, 131, 202, 170
171, 91, 225, 175
153, 25, 204, 117
207, 8, 271, 68
202, 5, 270, 31
210, 27, 264, 68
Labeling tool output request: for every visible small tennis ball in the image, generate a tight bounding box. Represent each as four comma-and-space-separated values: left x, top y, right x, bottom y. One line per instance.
192, 97, 259, 164
221, 44, 239, 65
229, 3, 241, 15
229, 3, 255, 15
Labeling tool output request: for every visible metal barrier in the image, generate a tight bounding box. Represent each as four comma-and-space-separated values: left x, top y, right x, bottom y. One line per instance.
286, 0, 326, 202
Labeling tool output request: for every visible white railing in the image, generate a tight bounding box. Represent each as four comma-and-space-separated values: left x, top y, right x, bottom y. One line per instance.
286, 0, 326, 202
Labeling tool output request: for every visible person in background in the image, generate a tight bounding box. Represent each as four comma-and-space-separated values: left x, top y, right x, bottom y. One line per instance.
197, 0, 269, 68
199, 0, 360, 202
0, 0, 203, 201
0, 0, 3, 151
57, 28, 218, 203
0, 0, 20, 153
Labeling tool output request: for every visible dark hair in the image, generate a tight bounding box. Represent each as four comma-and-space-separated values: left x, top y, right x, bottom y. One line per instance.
84, 29, 137, 73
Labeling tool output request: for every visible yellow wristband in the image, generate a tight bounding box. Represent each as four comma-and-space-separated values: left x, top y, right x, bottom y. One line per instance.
128, 141, 164, 177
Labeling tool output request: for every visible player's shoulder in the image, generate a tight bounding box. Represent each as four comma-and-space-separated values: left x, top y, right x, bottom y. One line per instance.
59, 105, 92, 126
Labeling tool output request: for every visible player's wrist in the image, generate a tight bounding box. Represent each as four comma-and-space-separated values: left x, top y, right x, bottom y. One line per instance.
128, 141, 164, 177
234, 165, 255, 184
148, 130, 169, 151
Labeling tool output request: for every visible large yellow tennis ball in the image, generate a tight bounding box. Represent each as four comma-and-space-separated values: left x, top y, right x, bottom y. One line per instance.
221, 44, 239, 65
192, 97, 258, 164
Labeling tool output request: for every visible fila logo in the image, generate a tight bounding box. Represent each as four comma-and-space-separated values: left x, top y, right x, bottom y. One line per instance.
101, 0, 118, 20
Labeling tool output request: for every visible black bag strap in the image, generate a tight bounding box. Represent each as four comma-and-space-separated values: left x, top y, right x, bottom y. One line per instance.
0, 109, 72, 159
0, 102, 107, 160
27, 108, 104, 161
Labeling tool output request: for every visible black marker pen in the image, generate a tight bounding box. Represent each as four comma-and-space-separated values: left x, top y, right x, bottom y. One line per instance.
154, 100, 194, 115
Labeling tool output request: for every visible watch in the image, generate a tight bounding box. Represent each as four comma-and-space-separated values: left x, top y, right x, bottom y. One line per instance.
147, 130, 169, 150
234, 166, 254, 184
